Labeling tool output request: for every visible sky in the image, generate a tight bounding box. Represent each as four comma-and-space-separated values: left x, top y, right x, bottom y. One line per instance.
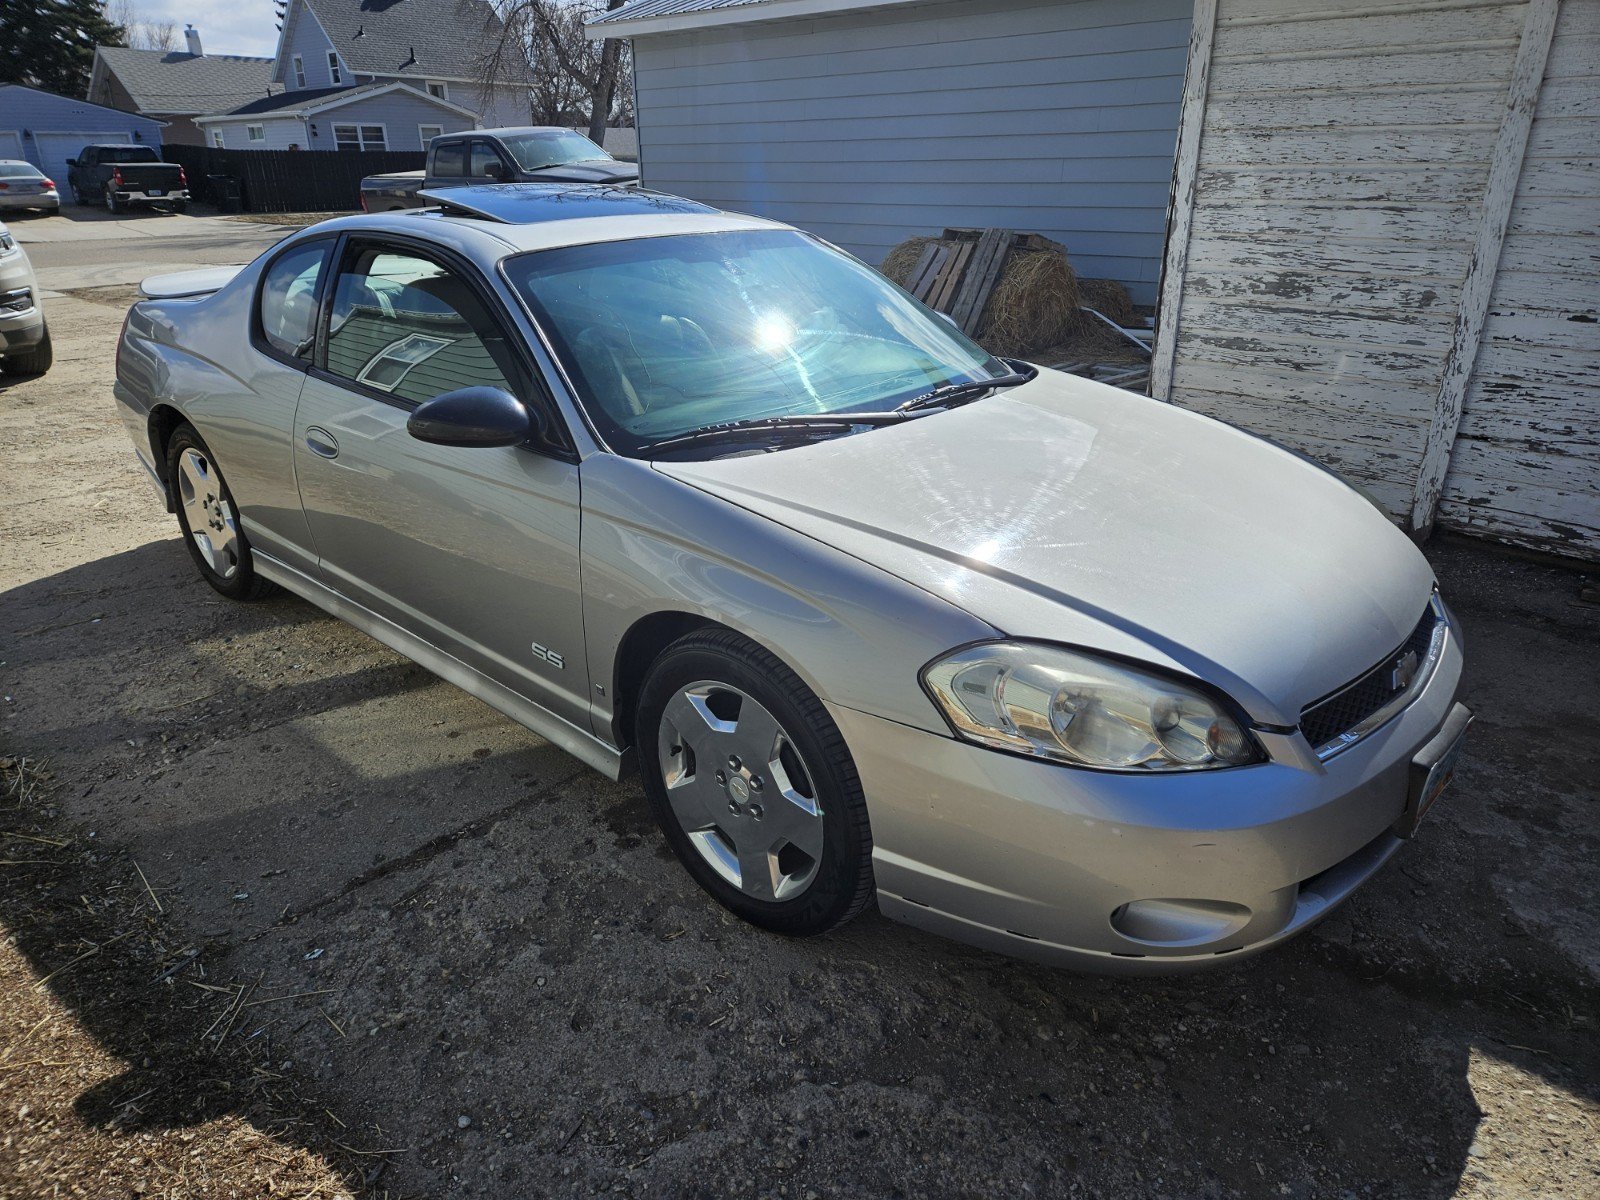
120, 0, 284, 57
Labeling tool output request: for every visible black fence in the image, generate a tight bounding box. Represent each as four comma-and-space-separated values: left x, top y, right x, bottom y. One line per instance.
163, 145, 425, 213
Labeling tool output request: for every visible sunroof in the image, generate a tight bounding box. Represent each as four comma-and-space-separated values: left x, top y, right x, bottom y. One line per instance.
417, 183, 716, 224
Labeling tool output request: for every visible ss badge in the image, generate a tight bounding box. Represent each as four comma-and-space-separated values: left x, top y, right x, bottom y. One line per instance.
531, 642, 565, 669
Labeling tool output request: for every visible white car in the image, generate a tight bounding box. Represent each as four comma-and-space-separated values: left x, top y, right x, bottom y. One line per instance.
0, 160, 60, 215
0, 221, 49, 376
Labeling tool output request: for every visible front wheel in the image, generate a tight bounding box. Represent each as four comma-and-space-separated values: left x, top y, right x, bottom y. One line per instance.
4, 325, 50, 376
638, 629, 874, 936
166, 425, 277, 600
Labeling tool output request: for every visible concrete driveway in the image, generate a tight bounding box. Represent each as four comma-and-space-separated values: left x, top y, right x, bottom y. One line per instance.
1, 214, 1596, 1198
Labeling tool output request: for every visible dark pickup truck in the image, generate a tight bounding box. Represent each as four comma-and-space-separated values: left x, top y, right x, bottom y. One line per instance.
360, 126, 638, 212
66, 145, 189, 213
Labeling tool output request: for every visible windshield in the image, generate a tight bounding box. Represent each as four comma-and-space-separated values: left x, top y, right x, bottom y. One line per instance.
503, 230, 1007, 455
499, 131, 612, 170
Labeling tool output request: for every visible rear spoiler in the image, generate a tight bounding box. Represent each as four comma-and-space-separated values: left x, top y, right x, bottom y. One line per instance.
139, 264, 245, 300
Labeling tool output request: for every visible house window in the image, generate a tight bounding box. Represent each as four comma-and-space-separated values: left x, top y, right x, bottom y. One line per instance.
327, 52, 342, 85
418, 124, 445, 146
333, 124, 387, 151
211, 130, 225, 148
292, 54, 306, 88
426, 81, 448, 101
246, 124, 265, 143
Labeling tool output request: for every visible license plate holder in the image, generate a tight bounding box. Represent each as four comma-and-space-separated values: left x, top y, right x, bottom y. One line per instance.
1396, 703, 1472, 838
149, 188, 166, 197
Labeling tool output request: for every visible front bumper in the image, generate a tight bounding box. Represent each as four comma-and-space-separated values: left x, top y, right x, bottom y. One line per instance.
831, 612, 1466, 974
0, 282, 45, 355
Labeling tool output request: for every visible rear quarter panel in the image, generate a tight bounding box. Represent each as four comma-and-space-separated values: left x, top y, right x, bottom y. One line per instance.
116, 264, 318, 574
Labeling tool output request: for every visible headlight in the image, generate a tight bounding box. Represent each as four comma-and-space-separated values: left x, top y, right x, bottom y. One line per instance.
922, 642, 1262, 771
0, 232, 15, 254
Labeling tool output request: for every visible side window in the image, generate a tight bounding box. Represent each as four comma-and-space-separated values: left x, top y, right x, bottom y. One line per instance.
431, 139, 467, 177
323, 245, 517, 405
469, 141, 506, 179
256, 240, 331, 360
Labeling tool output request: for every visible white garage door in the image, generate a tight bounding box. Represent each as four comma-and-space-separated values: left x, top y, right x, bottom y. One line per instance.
32, 131, 146, 192
0, 130, 23, 162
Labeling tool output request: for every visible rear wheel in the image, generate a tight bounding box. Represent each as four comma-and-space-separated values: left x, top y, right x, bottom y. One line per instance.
638, 629, 874, 936
104, 185, 122, 214
166, 425, 277, 600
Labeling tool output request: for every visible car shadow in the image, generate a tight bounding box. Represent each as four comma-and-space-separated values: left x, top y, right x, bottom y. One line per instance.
2, 538, 1596, 1198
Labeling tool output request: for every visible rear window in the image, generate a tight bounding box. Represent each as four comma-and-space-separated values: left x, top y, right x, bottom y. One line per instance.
0, 163, 44, 179
100, 147, 160, 163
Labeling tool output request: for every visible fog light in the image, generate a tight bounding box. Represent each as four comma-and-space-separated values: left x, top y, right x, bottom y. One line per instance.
1110, 898, 1251, 947
0, 287, 32, 314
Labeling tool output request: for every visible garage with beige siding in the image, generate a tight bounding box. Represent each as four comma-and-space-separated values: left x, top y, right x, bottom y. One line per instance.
1154, 0, 1598, 560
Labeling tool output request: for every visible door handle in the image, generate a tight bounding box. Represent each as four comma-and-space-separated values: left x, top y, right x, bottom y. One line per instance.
304, 427, 339, 459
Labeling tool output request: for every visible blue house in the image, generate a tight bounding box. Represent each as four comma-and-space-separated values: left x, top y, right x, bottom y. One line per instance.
0, 84, 166, 190
193, 0, 532, 153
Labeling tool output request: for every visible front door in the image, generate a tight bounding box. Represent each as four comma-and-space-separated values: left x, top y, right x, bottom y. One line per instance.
292, 236, 590, 728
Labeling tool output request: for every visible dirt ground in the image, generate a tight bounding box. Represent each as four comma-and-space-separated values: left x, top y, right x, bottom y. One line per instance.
1, 211, 1597, 1199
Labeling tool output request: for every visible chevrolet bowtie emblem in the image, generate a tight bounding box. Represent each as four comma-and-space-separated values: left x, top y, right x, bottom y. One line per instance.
1390, 649, 1420, 692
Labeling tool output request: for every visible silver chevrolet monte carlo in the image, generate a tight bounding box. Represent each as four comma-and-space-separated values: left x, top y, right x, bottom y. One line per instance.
114, 184, 1472, 973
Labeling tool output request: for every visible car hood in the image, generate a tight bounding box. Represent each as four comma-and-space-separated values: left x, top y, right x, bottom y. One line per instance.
653, 370, 1437, 725
530, 159, 639, 184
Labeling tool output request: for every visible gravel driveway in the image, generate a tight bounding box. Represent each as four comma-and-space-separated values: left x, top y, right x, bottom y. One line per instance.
1, 208, 1596, 1199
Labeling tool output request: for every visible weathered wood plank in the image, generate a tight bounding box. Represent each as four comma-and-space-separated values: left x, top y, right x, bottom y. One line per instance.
1205, 44, 1518, 93
1182, 264, 1458, 314
1172, 356, 1437, 417
907, 243, 949, 304
1178, 294, 1455, 349
1197, 163, 1489, 206
1185, 232, 1475, 279
950, 227, 1010, 334
1208, 85, 1510, 132
929, 239, 975, 314
1200, 123, 1498, 169
1174, 330, 1449, 390
1412, 0, 1560, 535
1214, 4, 1527, 59
1478, 308, 1600, 352
1150, 0, 1217, 401
1190, 201, 1476, 245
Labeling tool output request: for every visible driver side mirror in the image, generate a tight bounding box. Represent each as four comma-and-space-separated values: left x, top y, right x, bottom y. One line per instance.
407, 386, 542, 448
66, 158, 78, 167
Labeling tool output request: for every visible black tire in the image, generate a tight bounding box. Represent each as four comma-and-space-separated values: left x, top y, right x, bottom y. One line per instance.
4, 325, 51, 376
165, 424, 278, 601
104, 185, 121, 214
637, 628, 874, 936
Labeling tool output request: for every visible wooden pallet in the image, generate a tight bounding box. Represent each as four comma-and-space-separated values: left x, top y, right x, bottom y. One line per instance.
903, 227, 1045, 336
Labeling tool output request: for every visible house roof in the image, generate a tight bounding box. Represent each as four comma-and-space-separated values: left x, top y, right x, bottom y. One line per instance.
0, 82, 167, 128
194, 78, 481, 123
301, 0, 525, 82
93, 47, 275, 116
587, 0, 926, 39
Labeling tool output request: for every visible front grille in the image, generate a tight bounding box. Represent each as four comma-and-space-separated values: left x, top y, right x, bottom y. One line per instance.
1300, 604, 1440, 752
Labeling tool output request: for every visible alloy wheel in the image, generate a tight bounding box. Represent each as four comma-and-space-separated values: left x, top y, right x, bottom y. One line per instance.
657, 681, 824, 901
176, 448, 240, 580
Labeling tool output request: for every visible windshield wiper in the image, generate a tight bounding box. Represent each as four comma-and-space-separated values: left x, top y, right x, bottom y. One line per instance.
644, 412, 905, 455
895, 367, 1036, 413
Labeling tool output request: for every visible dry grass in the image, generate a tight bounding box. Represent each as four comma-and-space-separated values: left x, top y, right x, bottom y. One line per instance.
1077, 277, 1136, 327
0, 754, 380, 1200
974, 247, 1083, 359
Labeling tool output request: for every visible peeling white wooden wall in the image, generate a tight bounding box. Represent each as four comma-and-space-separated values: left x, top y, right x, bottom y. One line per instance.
1435, 0, 1600, 555
1155, 0, 1599, 560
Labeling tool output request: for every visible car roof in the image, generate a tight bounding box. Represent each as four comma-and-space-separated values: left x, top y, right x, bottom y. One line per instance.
307, 184, 788, 258
473, 126, 603, 139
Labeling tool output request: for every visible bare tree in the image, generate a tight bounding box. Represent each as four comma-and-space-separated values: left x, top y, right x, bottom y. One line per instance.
482, 0, 634, 145
108, 0, 178, 51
